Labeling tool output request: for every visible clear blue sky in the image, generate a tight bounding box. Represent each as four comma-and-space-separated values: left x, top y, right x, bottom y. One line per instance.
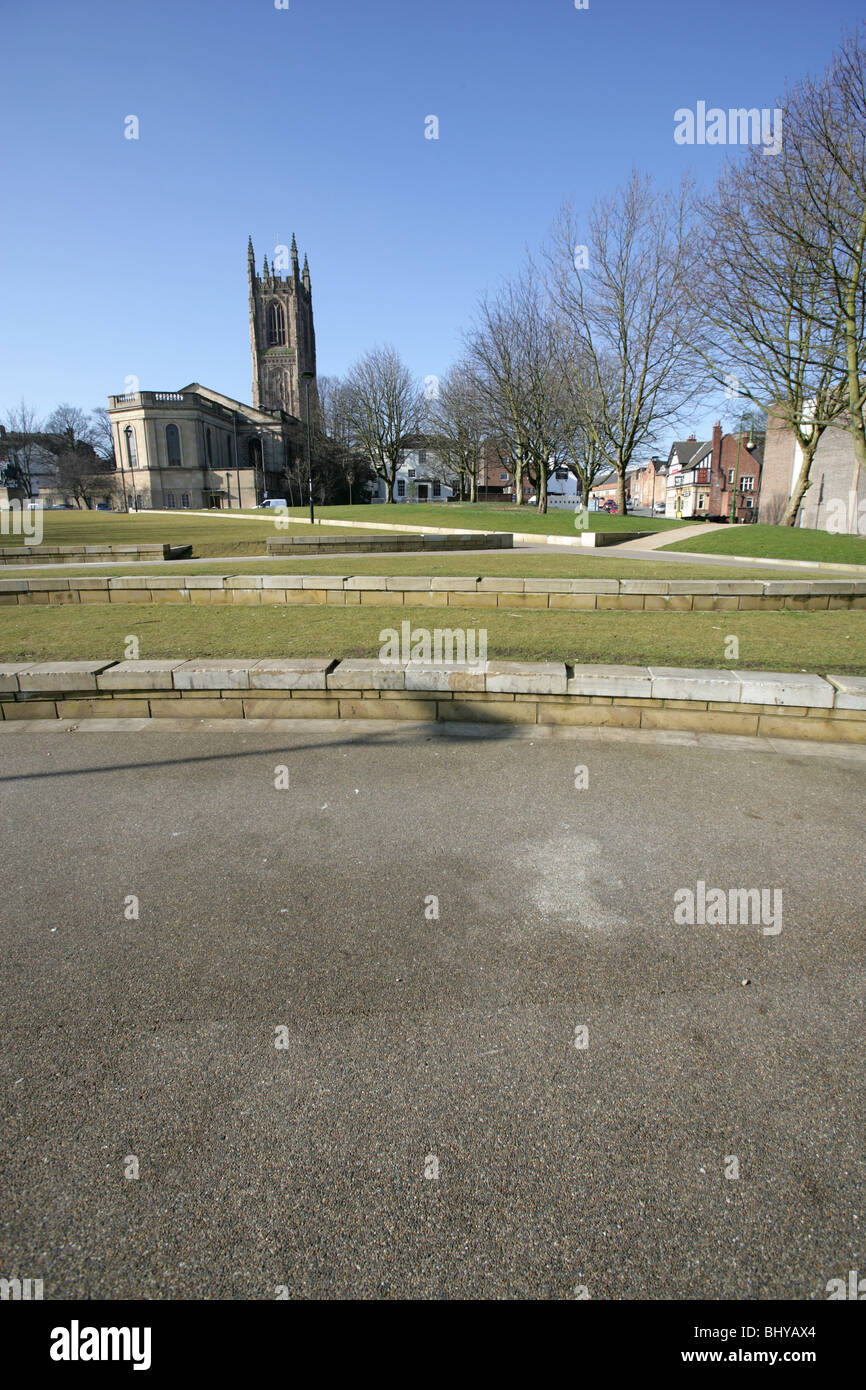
1, 0, 861, 441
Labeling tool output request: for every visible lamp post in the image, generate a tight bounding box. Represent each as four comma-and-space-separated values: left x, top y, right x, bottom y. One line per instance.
730, 415, 755, 525
302, 371, 315, 524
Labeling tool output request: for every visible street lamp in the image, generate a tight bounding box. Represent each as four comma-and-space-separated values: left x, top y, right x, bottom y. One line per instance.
730, 415, 756, 525
301, 371, 315, 524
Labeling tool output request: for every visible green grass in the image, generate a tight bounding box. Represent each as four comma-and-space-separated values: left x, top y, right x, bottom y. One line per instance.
1, 605, 862, 674
1, 510, 361, 558
661, 523, 866, 567
0, 553, 805, 581
269, 501, 687, 536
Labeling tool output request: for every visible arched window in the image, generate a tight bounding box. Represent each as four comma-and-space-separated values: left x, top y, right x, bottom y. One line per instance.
206, 428, 213, 465
267, 301, 286, 346
125, 426, 137, 469
225, 434, 233, 467
165, 424, 181, 467
248, 437, 263, 470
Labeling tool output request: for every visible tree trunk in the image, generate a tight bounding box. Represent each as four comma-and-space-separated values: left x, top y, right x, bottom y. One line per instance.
617, 468, 627, 515
782, 445, 817, 526
469, 469, 477, 503
513, 445, 525, 505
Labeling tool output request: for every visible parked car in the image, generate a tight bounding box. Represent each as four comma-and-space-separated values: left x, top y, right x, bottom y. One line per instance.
652, 502, 666, 514
256, 498, 289, 510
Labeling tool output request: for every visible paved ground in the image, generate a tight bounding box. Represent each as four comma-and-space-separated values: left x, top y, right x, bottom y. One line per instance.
1, 724, 864, 1300
615, 522, 718, 550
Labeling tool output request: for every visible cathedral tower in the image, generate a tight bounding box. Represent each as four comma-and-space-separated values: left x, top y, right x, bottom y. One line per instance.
248, 235, 317, 417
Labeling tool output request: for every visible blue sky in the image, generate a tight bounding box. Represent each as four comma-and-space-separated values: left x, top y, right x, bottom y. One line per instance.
1, 0, 861, 441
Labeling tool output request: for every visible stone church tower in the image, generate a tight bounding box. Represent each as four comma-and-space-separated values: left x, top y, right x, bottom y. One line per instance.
248, 235, 317, 419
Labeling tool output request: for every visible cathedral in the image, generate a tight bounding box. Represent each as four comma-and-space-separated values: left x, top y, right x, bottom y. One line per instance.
107, 237, 318, 509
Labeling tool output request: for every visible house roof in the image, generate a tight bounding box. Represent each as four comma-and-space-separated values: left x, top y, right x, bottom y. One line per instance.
667, 440, 709, 467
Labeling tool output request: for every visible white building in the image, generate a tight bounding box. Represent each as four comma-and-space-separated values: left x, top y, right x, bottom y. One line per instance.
370, 443, 456, 502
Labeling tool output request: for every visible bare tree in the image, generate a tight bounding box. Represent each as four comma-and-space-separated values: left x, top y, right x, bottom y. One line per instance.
780, 27, 866, 506
45, 403, 98, 453
552, 323, 615, 505
53, 451, 118, 509
90, 406, 117, 466
344, 346, 422, 502
692, 53, 861, 522
548, 172, 705, 513
1, 400, 44, 496
425, 360, 486, 502
465, 266, 568, 512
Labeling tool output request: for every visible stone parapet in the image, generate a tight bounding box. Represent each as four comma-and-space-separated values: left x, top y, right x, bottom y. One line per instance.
1, 659, 862, 743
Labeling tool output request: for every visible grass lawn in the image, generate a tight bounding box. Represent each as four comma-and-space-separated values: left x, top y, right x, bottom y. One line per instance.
1, 605, 862, 674
1, 510, 361, 558
661, 523, 866, 567
268, 502, 688, 536
0, 553, 803, 581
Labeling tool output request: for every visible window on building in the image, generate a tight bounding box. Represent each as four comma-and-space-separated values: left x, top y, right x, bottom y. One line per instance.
555, 469, 568, 481
165, 493, 176, 509
741, 476, 754, 491
499, 471, 507, 481
397, 479, 406, 497
181, 493, 190, 508
165, 424, 181, 467
267, 302, 286, 346
407, 469, 416, 478
125, 426, 137, 469
728, 468, 735, 485
206, 428, 213, 466
432, 481, 440, 497
248, 437, 262, 470
417, 450, 426, 468
225, 434, 232, 467
745, 496, 753, 508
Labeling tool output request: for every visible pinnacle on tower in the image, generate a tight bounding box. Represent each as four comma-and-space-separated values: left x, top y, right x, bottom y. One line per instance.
247, 235, 255, 281
302, 254, 311, 292
291, 233, 299, 278
263, 254, 270, 279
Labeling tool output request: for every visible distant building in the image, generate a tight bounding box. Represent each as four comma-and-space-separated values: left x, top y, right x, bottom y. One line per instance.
589, 463, 642, 507
759, 410, 866, 531
107, 238, 316, 509
662, 427, 763, 521
630, 457, 668, 510
370, 439, 455, 502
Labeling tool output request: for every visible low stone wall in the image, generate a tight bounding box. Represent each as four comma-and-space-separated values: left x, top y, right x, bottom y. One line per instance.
580, 531, 654, 547
1, 573, 864, 610
266, 532, 512, 554
0, 543, 191, 566
1, 659, 864, 742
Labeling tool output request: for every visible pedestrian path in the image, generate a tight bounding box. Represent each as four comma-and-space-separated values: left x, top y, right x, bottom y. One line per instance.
615, 522, 718, 551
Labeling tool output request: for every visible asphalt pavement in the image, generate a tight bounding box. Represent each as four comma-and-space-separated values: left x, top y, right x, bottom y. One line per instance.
1, 724, 864, 1299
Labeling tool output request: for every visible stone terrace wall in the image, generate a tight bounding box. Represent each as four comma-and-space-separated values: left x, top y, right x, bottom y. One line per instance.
266, 533, 513, 554
1, 574, 864, 610
0, 544, 191, 566
1, 659, 864, 743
